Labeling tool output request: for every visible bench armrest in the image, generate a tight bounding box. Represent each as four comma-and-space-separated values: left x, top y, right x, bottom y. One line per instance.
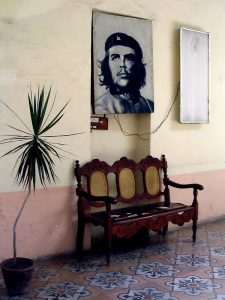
78, 190, 118, 204
164, 178, 204, 191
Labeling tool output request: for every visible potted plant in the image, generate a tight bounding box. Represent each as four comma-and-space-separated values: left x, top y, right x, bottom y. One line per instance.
0, 85, 79, 296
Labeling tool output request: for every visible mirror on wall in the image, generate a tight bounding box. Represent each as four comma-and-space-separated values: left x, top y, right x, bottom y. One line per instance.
180, 27, 209, 124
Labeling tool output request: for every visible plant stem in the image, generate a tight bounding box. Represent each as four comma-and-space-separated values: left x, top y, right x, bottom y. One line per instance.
13, 183, 31, 266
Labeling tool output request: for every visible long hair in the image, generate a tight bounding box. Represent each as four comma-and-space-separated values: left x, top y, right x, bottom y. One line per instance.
98, 53, 146, 95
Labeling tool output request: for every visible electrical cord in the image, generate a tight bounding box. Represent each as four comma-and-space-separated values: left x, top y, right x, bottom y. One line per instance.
114, 82, 180, 139
114, 114, 150, 140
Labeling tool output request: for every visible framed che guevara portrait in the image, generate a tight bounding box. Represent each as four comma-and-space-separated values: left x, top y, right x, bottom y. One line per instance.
92, 11, 154, 115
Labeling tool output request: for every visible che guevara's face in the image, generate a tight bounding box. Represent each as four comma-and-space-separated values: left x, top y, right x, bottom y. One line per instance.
108, 45, 136, 91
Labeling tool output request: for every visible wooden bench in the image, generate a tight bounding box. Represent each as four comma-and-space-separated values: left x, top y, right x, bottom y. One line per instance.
75, 155, 204, 265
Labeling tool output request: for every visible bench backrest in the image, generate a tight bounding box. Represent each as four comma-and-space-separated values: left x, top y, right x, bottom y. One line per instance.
75, 155, 168, 207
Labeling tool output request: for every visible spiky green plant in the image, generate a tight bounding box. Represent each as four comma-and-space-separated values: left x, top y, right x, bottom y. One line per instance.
0, 86, 80, 266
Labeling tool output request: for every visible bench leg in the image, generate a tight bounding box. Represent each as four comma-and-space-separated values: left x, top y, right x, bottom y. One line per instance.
158, 223, 168, 235
106, 240, 111, 266
192, 217, 197, 242
162, 223, 168, 235
105, 225, 112, 266
76, 220, 85, 258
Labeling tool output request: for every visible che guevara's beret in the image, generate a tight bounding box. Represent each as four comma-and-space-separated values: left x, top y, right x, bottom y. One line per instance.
104, 32, 143, 58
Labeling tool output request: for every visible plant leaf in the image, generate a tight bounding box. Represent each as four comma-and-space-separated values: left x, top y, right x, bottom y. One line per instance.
0, 86, 81, 191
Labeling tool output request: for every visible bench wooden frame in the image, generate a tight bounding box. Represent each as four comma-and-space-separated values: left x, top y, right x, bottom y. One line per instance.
75, 155, 204, 265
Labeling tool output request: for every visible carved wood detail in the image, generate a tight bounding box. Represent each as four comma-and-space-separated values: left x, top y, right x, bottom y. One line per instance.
112, 210, 195, 238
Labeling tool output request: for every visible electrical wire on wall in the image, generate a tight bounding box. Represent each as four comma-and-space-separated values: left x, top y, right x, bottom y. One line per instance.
114, 82, 180, 140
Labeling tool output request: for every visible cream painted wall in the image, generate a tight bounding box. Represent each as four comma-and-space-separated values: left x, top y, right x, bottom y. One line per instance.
0, 0, 225, 260
0, 0, 92, 192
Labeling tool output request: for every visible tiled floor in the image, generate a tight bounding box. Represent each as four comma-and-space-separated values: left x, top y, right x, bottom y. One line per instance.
1, 218, 225, 299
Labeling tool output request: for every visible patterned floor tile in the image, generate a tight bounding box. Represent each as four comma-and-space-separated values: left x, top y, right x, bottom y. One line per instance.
34, 281, 91, 299
143, 243, 177, 256
206, 246, 225, 258
59, 257, 105, 273
0, 297, 32, 300
117, 287, 179, 299
111, 249, 144, 263
166, 275, 221, 296
172, 253, 215, 268
206, 266, 225, 279
86, 271, 137, 290
208, 232, 225, 241
2, 218, 225, 299
130, 261, 180, 278
32, 266, 60, 281
209, 295, 225, 300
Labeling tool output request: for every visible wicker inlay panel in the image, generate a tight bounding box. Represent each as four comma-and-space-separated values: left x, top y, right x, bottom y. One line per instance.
90, 171, 107, 196
145, 166, 160, 195
119, 168, 135, 199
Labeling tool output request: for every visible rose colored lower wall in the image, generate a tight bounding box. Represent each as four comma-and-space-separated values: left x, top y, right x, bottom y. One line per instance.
170, 169, 225, 222
0, 186, 78, 262
1, 168, 225, 261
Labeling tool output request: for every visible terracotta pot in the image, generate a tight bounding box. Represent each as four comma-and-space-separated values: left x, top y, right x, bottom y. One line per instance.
1, 257, 34, 296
